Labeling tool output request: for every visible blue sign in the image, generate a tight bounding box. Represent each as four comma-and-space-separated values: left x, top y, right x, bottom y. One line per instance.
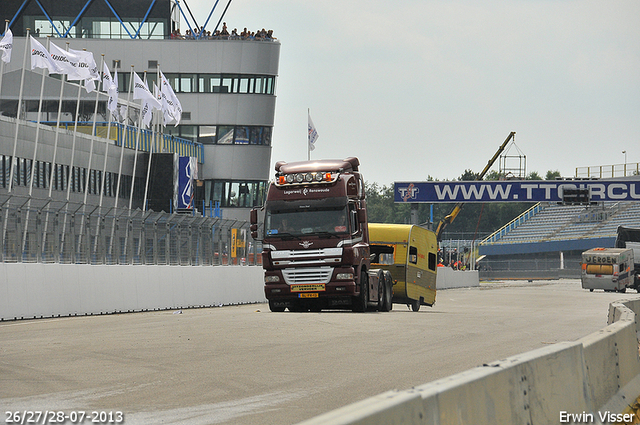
178, 156, 197, 209
394, 180, 640, 203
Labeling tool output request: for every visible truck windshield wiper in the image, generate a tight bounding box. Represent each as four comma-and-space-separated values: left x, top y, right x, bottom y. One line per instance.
273, 232, 301, 240
312, 231, 340, 239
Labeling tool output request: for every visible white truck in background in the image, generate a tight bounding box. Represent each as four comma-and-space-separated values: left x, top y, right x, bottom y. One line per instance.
581, 247, 635, 293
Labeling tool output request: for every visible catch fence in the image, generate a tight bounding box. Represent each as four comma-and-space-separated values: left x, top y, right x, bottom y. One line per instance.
0, 194, 259, 266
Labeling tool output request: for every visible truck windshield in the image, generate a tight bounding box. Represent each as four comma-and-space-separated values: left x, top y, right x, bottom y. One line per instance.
265, 199, 350, 238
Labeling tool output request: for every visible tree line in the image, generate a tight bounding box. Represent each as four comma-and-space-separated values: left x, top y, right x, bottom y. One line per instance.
365, 170, 561, 240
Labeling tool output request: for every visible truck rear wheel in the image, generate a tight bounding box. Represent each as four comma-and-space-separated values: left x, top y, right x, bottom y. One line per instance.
379, 271, 393, 312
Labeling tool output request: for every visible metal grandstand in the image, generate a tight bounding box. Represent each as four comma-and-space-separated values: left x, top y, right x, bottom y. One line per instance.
481, 202, 640, 246
477, 199, 640, 278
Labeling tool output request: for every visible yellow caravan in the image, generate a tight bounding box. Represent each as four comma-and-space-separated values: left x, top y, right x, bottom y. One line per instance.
369, 224, 438, 311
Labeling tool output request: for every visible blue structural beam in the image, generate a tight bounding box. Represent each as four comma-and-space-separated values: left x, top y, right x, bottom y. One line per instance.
198, 0, 220, 38
64, 0, 96, 38
34, 0, 63, 38
173, 0, 195, 38
103, 0, 135, 39
6, 0, 30, 35
134, 0, 157, 39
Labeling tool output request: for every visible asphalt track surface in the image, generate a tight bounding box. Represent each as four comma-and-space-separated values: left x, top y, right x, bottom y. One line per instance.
1, 279, 635, 425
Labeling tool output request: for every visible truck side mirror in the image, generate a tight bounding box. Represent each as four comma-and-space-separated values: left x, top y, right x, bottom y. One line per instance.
250, 208, 258, 225
357, 209, 367, 223
250, 224, 259, 240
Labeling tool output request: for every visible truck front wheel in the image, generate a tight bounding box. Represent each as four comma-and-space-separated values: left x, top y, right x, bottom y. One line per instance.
269, 300, 286, 312
353, 272, 369, 313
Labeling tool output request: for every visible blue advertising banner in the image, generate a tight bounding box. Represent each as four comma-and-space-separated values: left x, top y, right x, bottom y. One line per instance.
394, 180, 640, 203
178, 156, 198, 209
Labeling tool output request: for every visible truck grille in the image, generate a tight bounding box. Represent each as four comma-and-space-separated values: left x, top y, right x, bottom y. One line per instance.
282, 267, 333, 285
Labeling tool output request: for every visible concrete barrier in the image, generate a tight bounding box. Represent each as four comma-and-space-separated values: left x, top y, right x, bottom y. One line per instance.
435, 268, 479, 289
297, 297, 640, 425
0, 263, 266, 321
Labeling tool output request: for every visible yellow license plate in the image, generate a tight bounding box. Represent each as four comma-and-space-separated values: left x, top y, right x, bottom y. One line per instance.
298, 293, 319, 298
290, 284, 325, 292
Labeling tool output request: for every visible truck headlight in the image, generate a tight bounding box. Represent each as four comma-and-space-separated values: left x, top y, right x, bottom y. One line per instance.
336, 273, 354, 280
265, 275, 280, 283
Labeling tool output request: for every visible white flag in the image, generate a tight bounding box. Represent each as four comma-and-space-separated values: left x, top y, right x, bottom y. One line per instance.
30, 36, 61, 74
102, 62, 118, 112
133, 72, 161, 110
160, 89, 175, 126
117, 104, 127, 124
141, 99, 154, 128
48, 42, 80, 78
159, 70, 182, 126
69, 47, 99, 93
308, 113, 319, 151
0, 29, 12, 63
154, 83, 172, 126
156, 81, 176, 126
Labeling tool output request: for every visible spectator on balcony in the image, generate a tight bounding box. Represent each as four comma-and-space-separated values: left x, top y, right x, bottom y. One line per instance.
220, 23, 230, 36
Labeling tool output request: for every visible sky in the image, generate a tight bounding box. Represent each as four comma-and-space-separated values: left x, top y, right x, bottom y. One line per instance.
182, 0, 640, 186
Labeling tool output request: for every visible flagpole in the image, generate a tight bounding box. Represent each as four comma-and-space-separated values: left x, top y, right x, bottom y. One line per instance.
128, 70, 146, 210
65, 65, 84, 201
95, 59, 116, 256
28, 36, 50, 196
47, 42, 67, 198
22, 36, 51, 257
99, 61, 116, 209
143, 66, 160, 212
8, 28, 30, 193
43, 42, 71, 262
0, 20, 9, 100
307, 108, 310, 161
108, 64, 132, 260
113, 64, 133, 209
83, 53, 105, 207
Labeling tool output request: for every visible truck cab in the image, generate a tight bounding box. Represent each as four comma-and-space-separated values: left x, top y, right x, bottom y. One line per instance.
251, 157, 392, 312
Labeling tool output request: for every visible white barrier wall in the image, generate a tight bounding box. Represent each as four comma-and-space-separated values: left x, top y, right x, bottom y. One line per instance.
298, 297, 640, 425
0, 263, 266, 321
0, 264, 477, 321
435, 268, 479, 289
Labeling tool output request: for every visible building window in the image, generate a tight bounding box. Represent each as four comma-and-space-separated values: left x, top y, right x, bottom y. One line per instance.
204, 180, 267, 208
111, 72, 275, 95
179, 74, 197, 92
190, 125, 271, 145
217, 126, 234, 144
198, 126, 217, 144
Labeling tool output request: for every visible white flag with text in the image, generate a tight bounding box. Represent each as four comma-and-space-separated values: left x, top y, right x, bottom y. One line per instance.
0, 29, 12, 63
133, 72, 161, 110
102, 62, 119, 112
69, 47, 99, 92
159, 70, 182, 126
308, 113, 319, 151
48, 42, 82, 78
30, 36, 61, 74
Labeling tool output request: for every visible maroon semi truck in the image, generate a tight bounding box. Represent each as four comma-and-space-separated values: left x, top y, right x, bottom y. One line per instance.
250, 157, 393, 312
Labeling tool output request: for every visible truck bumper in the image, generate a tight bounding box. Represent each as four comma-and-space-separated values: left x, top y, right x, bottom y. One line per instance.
265, 281, 357, 308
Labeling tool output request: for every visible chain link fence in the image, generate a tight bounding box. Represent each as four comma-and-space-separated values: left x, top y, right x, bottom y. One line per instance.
0, 194, 260, 266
